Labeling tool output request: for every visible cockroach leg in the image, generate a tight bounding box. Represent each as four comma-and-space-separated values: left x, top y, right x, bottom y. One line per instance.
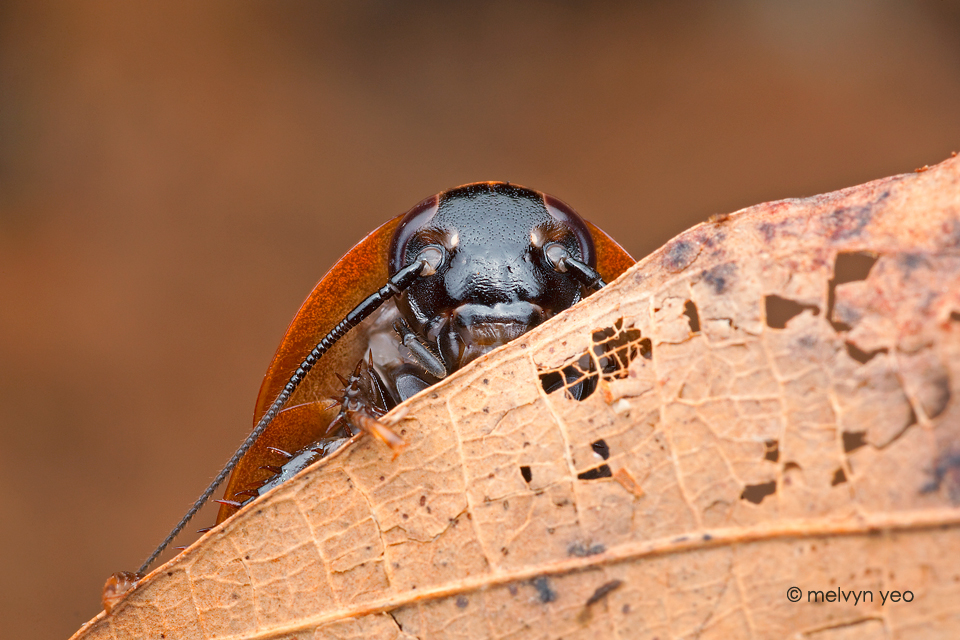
258, 465, 284, 475
346, 409, 405, 451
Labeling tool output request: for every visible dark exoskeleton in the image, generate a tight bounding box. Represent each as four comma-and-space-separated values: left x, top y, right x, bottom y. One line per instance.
137, 182, 607, 575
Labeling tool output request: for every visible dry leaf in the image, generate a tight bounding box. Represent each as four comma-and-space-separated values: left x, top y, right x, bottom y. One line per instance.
72, 157, 960, 639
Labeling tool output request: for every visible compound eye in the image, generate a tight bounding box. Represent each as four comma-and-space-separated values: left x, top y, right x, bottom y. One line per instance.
416, 245, 445, 276
543, 194, 596, 269
544, 242, 570, 273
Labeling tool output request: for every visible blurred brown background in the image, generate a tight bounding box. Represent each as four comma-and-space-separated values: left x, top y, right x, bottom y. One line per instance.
1, 1, 958, 637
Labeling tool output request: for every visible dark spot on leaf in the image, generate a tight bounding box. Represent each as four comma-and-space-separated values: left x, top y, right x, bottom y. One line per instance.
898, 252, 928, 275
568, 542, 606, 557
456, 596, 469, 608
702, 262, 736, 294
921, 452, 960, 503
825, 194, 885, 241
757, 221, 779, 242
586, 580, 624, 606
419, 495, 426, 506
532, 576, 557, 603
663, 238, 699, 272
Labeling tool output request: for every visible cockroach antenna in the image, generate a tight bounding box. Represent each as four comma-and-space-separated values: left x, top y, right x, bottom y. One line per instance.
136, 252, 437, 574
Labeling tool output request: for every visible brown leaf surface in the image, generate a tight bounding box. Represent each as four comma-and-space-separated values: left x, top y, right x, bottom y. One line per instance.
73, 157, 960, 640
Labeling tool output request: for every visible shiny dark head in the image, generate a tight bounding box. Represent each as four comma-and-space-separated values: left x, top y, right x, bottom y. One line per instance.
389, 182, 596, 370
138, 180, 620, 578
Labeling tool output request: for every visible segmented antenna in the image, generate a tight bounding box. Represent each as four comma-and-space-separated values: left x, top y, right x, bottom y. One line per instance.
137, 252, 438, 575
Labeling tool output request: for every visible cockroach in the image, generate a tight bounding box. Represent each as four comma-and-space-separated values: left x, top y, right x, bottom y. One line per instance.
118, 182, 634, 594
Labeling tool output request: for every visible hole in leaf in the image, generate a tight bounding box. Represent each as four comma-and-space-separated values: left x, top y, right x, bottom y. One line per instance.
845, 341, 887, 364
827, 251, 879, 331
538, 355, 597, 401
741, 480, 777, 504
683, 300, 701, 333
834, 251, 879, 283
843, 431, 867, 453
520, 465, 532, 484
578, 465, 613, 480
764, 295, 820, 329
764, 439, 780, 462
592, 439, 610, 460
831, 468, 848, 486
538, 319, 647, 401
593, 319, 645, 381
